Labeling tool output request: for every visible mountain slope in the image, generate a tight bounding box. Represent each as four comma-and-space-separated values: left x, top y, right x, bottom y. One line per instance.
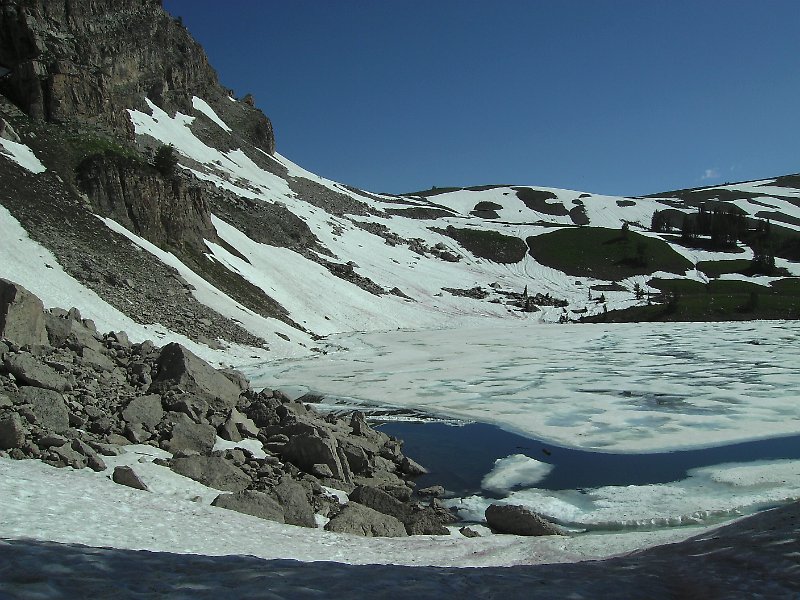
0, 0, 798, 367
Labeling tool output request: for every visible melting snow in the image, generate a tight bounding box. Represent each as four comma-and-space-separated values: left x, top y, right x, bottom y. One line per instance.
192, 96, 232, 132
0, 137, 46, 173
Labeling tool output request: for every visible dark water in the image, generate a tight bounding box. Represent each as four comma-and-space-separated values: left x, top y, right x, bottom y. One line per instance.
378, 421, 800, 497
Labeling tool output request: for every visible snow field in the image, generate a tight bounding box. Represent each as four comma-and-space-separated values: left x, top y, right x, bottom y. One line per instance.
0, 455, 707, 568
248, 320, 800, 454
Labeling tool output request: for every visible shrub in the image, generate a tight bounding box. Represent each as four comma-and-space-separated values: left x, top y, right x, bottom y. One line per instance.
153, 144, 178, 178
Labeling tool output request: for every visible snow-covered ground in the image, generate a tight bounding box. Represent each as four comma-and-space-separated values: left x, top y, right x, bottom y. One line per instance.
1, 454, 798, 598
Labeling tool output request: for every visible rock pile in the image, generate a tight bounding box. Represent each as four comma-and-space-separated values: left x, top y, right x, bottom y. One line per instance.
0, 278, 455, 537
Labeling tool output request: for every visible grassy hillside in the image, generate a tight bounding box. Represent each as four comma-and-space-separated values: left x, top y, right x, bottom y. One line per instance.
585, 277, 800, 322
527, 227, 692, 280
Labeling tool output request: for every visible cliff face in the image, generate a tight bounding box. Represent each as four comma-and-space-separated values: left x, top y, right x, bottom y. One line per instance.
76, 152, 218, 253
0, 0, 275, 153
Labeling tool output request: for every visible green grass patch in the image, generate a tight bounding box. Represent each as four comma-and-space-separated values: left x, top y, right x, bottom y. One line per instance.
67, 133, 143, 164
588, 275, 800, 322
433, 226, 527, 263
696, 259, 752, 278
526, 227, 692, 280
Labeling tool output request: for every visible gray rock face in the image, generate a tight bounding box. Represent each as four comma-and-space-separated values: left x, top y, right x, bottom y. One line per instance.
212, 490, 285, 524
484, 504, 564, 536
271, 477, 316, 528
349, 485, 451, 536
170, 455, 250, 492
0, 413, 26, 449
282, 434, 350, 483
0, 279, 48, 347
112, 465, 149, 491
17, 386, 69, 433
77, 153, 220, 254
0, 0, 276, 154
151, 343, 241, 410
121, 394, 164, 430
44, 312, 101, 351
4, 354, 69, 392
78, 347, 115, 372
324, 502, 407, 537
164, 414, 216, 455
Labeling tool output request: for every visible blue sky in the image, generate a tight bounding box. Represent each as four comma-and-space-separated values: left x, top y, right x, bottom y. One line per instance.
163, 1, 799, 196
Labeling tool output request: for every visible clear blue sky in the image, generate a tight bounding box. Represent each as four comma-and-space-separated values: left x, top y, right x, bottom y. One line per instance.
163, 1, 799, 196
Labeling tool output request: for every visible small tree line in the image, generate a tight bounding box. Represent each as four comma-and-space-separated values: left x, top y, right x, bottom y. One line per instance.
651, 207, 776, 275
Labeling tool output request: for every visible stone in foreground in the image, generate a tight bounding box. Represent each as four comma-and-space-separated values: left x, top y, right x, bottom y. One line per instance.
484, 503, 564, 536
0, 279, 49, 347
324, 502, 407, 537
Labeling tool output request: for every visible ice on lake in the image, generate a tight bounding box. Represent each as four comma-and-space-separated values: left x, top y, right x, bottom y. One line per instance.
246, 320, 800, 532
247, 320, 800, 453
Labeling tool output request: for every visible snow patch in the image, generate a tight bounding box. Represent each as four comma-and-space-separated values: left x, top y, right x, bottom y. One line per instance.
0, 137, 46, 173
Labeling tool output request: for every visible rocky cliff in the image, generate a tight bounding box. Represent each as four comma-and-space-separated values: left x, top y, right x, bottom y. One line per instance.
0, 0, 274, 153
76, 151, 218, 253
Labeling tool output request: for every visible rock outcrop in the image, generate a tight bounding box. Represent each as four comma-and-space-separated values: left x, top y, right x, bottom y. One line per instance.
76, 152, 219, 253
0, 0, 275, 154
484, 504, 564, 536
0, 279, 454, 537
0, 279, 48, 347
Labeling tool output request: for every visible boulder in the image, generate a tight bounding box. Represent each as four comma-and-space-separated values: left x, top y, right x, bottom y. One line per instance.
324, 502, 407, 537
121, 394, 164, 430
282, 433, 350, 483
0, 413, 26, 449
230, 408, 259, 438
212, 490, 285, 523
484, 504, 564, 536
164, 394, 209, 423
50, 443, 86, 469
218, 416, 242, 442
0, 279, 49, 347
17, 386, 69, 433
112, 465, 149, 491
164, 414, 216, 455
4, 354, 69, 392
170, 455, 250, 492
79, 347, 115, 372
271, 477, 316, 528
44, 312, 101, 351
151, 343, 241, 410
400, 456, 428, 476
350, 485, 452, 535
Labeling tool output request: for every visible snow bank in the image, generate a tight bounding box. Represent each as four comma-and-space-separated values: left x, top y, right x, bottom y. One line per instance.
0, 137, 46, 173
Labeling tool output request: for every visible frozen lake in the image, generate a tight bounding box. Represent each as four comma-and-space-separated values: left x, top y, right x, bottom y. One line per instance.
247, 320, 800, 531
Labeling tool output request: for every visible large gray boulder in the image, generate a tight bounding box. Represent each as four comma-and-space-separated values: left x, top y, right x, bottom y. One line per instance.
484, 504, 564, 536
164, 414, 216, 455
4, 354, 69, 392
0, 413, 26, 449
350, 485, 450, 535
282, 433, 351, 483
121, 394, 164, 430
0, 279, 48, 347
112, 465, 149, 491
324, 502, 407, 537
212, 490, 286, 524
17, 386, 69, 433
44, 312, 102, 351
170, 455, 250, 492
271, 477, 316, 528
151, 343, 241, 410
